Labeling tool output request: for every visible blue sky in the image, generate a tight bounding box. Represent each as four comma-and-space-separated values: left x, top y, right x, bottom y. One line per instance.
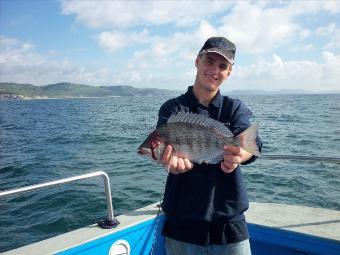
1, 0, 339, 92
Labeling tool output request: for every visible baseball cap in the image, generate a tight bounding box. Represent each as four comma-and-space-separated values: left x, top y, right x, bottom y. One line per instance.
199, 37, 236, 65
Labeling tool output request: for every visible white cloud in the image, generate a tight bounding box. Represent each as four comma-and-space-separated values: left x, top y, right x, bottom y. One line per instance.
61, 0, 340, 32
316, 23, 336, 36
320, 0, 340, 14
217, 1, 325, 54
322, 51, 340, 83
324, 26, 340, 49
61, 1, 340, 55
61, 0, 232, 28
0, 36, 44, 68
0, 37, 112, 85
98, 29, 150, 52
229, 52, 340, 91
98, 32, 127, 53
291, 44, 314, 52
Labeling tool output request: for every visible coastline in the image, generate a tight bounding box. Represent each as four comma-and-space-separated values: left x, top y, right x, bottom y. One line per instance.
0, 95, 123, 100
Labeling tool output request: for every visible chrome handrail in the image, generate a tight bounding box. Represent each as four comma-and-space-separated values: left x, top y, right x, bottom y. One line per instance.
261, 154, 340, 163
0, 171, 117, 227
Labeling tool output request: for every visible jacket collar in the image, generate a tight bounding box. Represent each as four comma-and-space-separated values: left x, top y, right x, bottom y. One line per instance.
185, 86, 222, 108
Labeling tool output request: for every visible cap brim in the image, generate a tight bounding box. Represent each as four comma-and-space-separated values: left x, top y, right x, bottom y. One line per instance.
201, 49, 234, 65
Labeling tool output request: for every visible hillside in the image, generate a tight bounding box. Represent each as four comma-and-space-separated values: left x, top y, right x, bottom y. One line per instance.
0, 82, 179, 99
1, 82, 338, 100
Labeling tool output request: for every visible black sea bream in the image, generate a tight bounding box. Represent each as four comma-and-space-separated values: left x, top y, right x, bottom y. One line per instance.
137, 112, 259, 164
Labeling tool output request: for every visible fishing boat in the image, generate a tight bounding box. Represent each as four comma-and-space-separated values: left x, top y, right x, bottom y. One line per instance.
1, 156, 340, 255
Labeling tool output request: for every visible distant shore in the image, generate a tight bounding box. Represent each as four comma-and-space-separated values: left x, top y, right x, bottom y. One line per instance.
0, 95, 128, 100
1, 82, 339, 100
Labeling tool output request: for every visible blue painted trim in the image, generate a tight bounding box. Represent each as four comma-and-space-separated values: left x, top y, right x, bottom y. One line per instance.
56, 215, 165, 255
249, 223, 340, 255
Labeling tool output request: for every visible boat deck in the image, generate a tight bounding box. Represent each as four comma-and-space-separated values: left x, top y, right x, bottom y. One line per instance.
246, 202, 340, 241
3, 202, 340, 254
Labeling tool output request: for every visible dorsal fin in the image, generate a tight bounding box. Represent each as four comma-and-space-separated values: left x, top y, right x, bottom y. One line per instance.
167, 112, 234, 137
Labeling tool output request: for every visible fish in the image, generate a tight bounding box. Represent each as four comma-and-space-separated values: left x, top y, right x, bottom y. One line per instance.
137, 112, 260, 164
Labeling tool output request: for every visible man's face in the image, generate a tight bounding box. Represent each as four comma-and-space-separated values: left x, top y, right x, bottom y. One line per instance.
195, 52, 232, 92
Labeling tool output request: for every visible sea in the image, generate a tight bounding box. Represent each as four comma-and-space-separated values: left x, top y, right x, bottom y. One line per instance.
0, 94, 339, 252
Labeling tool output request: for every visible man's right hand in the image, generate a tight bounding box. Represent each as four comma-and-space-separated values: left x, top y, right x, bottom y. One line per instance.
161, 145, 193, 174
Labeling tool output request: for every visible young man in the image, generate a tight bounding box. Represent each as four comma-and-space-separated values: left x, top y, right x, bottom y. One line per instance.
156, 37, 262, 255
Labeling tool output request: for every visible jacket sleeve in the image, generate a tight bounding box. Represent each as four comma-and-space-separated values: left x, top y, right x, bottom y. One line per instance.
157, 99, 178, 127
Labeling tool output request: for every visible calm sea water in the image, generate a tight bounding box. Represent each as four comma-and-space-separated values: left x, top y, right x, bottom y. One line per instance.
0, 94, 339, 252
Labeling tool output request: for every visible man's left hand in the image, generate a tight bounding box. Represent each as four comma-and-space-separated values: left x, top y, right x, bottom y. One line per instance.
221, 145, 252, 173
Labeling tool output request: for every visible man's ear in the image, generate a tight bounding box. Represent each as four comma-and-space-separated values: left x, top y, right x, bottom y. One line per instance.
224, 65, 232, 80
195, 56, 200, 68
227, 65, 232, 76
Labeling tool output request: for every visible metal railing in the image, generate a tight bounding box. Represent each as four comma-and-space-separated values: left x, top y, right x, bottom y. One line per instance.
0, 171, 118, 228
260, 154, 340, 163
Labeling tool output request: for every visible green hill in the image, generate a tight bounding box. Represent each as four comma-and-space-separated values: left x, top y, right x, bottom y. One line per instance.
0, 82, 179, 99
0, 83, 45, 98
43, 82, 109, 97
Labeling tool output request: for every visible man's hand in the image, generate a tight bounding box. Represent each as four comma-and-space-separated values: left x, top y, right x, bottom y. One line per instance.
161, 145, 193, 174
221, 145, 252, 173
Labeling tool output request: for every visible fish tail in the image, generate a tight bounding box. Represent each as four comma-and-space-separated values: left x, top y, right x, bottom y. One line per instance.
236, 124, 260, 156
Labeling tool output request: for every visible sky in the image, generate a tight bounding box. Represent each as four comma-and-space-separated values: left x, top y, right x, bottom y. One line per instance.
0, 0, 340, 92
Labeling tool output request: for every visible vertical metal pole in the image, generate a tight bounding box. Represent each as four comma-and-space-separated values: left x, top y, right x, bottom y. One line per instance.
101, 172, 114, 220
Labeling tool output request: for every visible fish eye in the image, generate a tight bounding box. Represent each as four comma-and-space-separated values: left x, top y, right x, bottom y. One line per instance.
138, 148, 148, 155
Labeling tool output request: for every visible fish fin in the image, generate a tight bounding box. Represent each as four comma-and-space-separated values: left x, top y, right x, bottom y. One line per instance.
203, 151, 225, 164
236, 124, 260, 156
205, 154, 224, 164
168, 112, 234, 137
164, 163, 170, 173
